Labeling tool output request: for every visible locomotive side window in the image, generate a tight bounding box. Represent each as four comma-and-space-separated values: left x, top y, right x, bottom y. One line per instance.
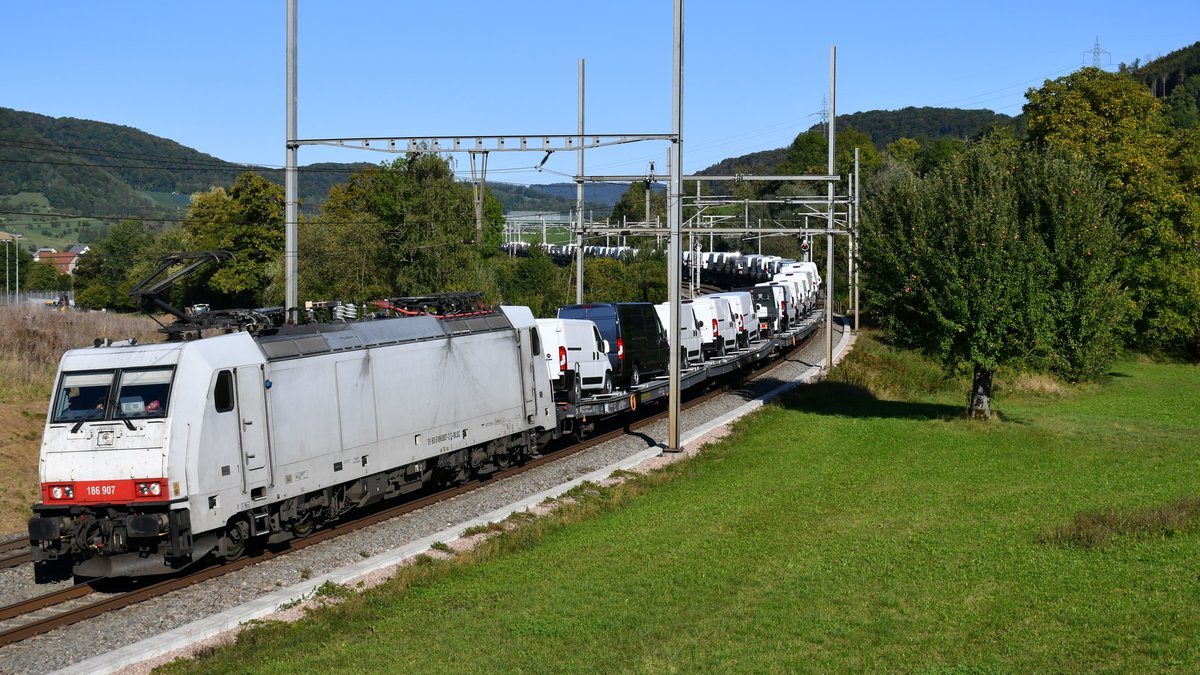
52, 371, 114, 423
114, 367, 174, 418
214, 370, 234, 413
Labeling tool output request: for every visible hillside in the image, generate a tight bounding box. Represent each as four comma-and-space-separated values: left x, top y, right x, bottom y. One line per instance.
1129, 40, 1200, 97
821, 107, 1018, 148
0, 108, 620, 230
696, 107, 1017, 176
1127, 41, 1200, 128
0, 107, 376, 219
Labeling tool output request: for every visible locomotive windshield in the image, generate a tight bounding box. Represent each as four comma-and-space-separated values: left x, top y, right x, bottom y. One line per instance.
52, 367, 175, 423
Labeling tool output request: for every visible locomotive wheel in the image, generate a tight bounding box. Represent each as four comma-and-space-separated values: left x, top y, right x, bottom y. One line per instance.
222, 520, 249, 561
291, 510, 316, 537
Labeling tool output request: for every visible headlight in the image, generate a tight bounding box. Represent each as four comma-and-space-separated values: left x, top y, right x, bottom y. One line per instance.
47, 485, 73, 500
135, 481, 164, 498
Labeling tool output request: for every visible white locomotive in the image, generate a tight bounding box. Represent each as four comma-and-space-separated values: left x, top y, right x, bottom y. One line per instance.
28, 299, 557, 580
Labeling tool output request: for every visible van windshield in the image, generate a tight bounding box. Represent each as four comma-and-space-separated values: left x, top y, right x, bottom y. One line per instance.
558, 307, 618, 351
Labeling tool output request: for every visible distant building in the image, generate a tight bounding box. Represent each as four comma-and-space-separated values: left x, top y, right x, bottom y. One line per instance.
33, 248, 85, 275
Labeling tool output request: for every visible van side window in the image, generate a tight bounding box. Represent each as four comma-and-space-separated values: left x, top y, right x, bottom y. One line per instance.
529, 327, 541, 358
214, 370, 235, 413
593, 326, 604, 351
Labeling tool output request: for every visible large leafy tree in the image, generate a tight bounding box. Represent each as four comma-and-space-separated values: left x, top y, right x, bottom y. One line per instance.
609, 181, 666, 227
72, 220, 154, 310
299, 154, 502, 303
495, 248, 571, 317
183, 172, 285, 308
1025, 67, 1200, 355
777, 127, 883, 190
863, 138, 1124, 416
300, 171, 393, 303
22, 261, 71, 292
1013, 145, 1127, 381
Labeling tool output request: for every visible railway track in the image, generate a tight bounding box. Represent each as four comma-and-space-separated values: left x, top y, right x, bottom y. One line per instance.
0, 320, 822, 649
0, 537, 31, 569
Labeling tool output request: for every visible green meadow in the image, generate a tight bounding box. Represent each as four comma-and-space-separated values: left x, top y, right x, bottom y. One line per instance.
162, 336, 1200, 673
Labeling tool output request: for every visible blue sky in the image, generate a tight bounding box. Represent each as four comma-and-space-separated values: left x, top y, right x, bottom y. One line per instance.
3, 1, 1197, 185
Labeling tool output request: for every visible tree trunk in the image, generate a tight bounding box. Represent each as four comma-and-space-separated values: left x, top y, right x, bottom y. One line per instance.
968, 365, 993, 420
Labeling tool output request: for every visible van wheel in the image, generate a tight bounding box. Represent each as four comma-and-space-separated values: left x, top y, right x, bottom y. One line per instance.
630, 365, 641, 387
570, 370, 583, 404
602, 373, 612, 394
717, 340, 726, 358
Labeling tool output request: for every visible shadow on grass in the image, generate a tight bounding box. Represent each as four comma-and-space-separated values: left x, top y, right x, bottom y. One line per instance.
776, 380, 963, 421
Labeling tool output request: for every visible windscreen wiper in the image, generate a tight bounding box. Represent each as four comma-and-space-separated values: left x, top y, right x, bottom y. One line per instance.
70, 408, 104, 434
114, 411, 137, 431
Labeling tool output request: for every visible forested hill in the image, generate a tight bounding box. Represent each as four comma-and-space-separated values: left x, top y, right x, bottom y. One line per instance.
1129, 41, 1200, 95
0, 107, 372, 219
697, 107, 1016, 176
0, 108, 617, 219
1127, 41, 1200, 128
819, 107, 1017, 148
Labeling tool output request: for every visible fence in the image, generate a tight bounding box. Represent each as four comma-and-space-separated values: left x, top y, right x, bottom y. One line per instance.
0, 290, 74, 307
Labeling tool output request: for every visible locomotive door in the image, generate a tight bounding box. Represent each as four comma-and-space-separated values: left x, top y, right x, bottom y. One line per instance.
236, 365, 272, 492
520, 327, 538, 421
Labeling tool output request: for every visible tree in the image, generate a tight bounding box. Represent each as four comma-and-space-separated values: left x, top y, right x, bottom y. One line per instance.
297, 154, 495, 304
1013, 145, 1127, 381
1025, 67, 1200, 355
300, 171, 393, 303
862, 138, 1126, 417
22, 261, 71, 292
609, 182, 666, 226
183, 172, 285, 308
496, 248, 570, 316
1164, 75, 1200, 128
885, 137, 920, 166
776, 127, 882, 195
72, 220, 153, 310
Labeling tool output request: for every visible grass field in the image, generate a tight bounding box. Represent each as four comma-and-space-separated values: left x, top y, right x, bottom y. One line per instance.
160, 336, 1200, 673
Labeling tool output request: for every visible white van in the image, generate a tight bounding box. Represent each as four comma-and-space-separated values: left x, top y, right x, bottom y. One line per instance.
772, 272, 812, 315
535, 318, 613, 403
654, 301, 704, 366
708, 291, 759, 347
689, 296, 738, 358
762, 278, 799, 321
753, 283, 790, 333
778, 261, 821, 306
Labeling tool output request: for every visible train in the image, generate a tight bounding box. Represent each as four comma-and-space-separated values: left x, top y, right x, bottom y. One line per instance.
27, 289, 820, 582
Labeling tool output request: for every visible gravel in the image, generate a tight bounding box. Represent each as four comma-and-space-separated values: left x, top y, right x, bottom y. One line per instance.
0, 318, 845, 675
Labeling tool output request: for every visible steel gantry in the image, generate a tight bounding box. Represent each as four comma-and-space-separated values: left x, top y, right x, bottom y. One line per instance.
283, 0, 855, 452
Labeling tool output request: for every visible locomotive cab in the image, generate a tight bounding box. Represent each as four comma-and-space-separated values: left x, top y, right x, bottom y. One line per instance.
27, 334, 269, 581
28, 342, 190, 579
